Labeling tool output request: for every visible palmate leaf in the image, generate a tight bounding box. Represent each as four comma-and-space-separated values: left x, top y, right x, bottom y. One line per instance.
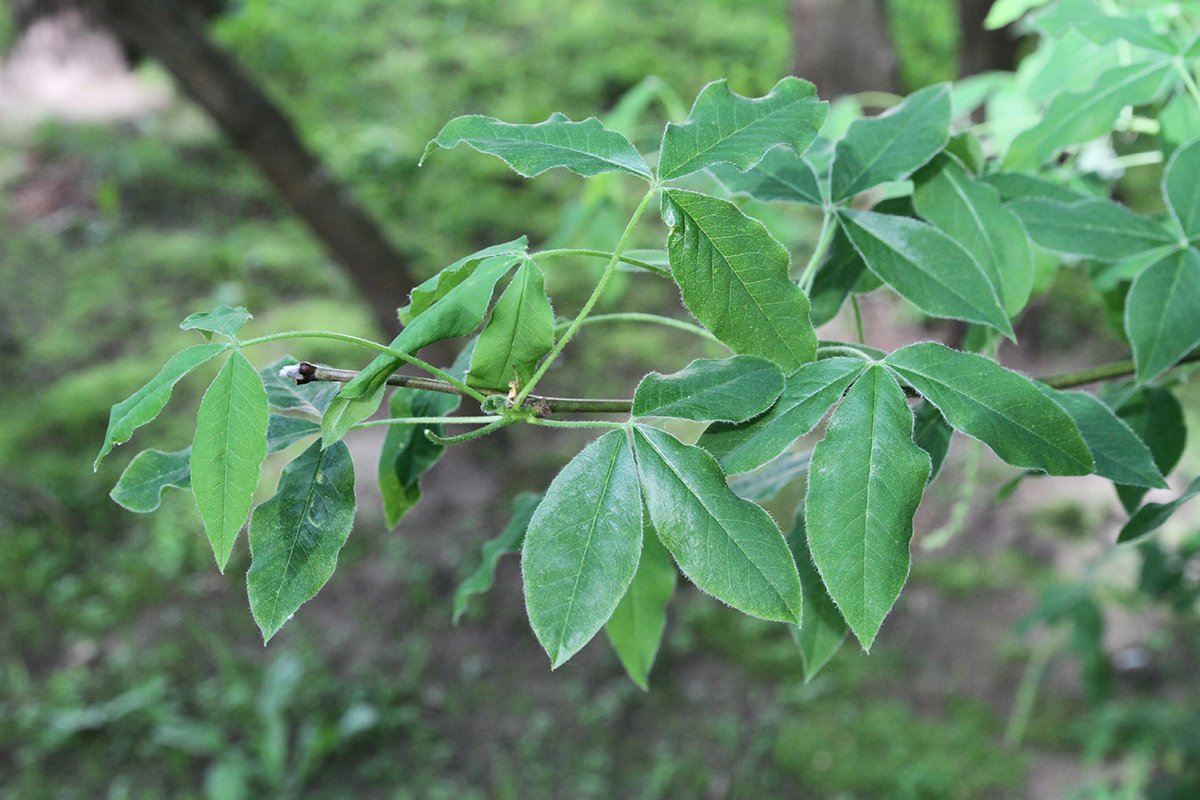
522, 430, 643, 669
1004, 59, 1174, 170
322, 247, 525, 444
95, 342, 228, 469
632, 425, 803, 626
605, 524, 676, 690
179, 305, 252, 340
454, 492, 541, 624
631, 355, 785, 423
830, 83, 952, 203
1165, 137, 1200, 242
400, 238, 529, 325
838, 209, 1014, 339
421, 114, 651, 179
658, 77, 826, 181
246, 439, 356, 642
110, 447, 192, 513
697, 357, 866, 475
191, 351, 269, 572
1038, 386, 1166, 489
467, 259, 555, 389
914, 154, 1034, 316
708, 145, 825, 205
785, 510, 848, 682
664, 189, 817, 372
885, 343, 1093, 475
1006, 197, 1176, 261
805, 366, 930, 650
1126, 247, 1200, 384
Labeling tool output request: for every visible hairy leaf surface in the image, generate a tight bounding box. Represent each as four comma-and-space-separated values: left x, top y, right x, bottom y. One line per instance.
468, 259, 555, 389
708, 145, 824, 205
1126, 248, 1200, 383
110, 448, 192, 513
633, 425, 803, 625
698, 357, 866, 475
247, 439, 356, 641
1039, 387, 1167, 488
1007, 197, 1175, 260
806, 366, 929, 650
886, 343, 1093, 475
523, 430, 643, 668
665, 190, 816, 371
191, 351, 269, 571
830, 83, 952, 202
605, 526, 676, 690
839, 209, 1014, 338
786, 510, 848, 682
658, 77, 826, 181
421, 114, 651, 178
632, 355, 785, 423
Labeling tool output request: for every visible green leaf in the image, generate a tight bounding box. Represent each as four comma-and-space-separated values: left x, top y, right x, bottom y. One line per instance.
830, 83, 952, 203
421, 114, 651, 179
914, 154, 1034, 316
985, 0, 1052, 29
708, 145, 824, 205
664, 190, 817, 372
1164, 137, 1200, 242
265, 414, 321, 454
913, 399, 954, 482
1112, 386, 1186, 512
378, 386, 461, 529
632, 425, 803, 625
808, 226, 868, 327
467, 259, 555, 389
838, 209, 1014, 339
1006, 197, 1176, 260
400, 238, 529, 325
323, 249, 523, 444
246, 439, 356, 642
658, 77, 826, 181
191, 351, 270, 571
632, 355, 785, 423
1036, 1, 1176, 53
728, 450, 812, 503
1004, 60, 1174, 170
454, 492, 541, 624
805, 366, 930, 650
1126, 248, 1200, 384
110, 448, 192, 513
697, 357, 866, 475
1118, 476, 1200, 544
981, 172, 1087, 204
95, 343, 228, 469
180, 306, 252, 339
1038, 386, 1167, 489
523, 430, 643, 668
605, 524, 676, 690
885, 343, 1093, 475
258, 357, 339, 417
785, 510, 847, 682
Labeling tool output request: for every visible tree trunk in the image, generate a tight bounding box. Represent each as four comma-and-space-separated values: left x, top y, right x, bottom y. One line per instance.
79, 0, 414, 334
790, 0, 898, 99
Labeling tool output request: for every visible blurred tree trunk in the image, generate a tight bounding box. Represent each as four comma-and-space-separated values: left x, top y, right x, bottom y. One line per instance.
789, 0, 1020, 98
29, 0, 415, 334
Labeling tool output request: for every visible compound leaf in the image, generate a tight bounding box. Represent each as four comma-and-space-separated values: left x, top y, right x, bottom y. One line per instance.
265, 414, 321, 454
259, 357, 339, 417
523, 430, 643, 669
632, 425, 803, 626
786, 510, 848, 682
1126, 248, 1200, 384
1118, 475, 1200, 544
191, 351, 269, 572
421, 114, 651, 179
708, 144, 825, 205
110, 448, 192, 513
805, 366, 930, 651
605, 524, 676, 690
247, 439, 356, 642
664, 189, 817, 372
400, 238, 528, 325
1007, 197, 1176, 260
1165, 137, 1200, 242
1039, 386, 1167, 489
886, 343, 1093, 475
658, 77, 826, 181
378, 385, 461, 530
95, 342, 228, 469
698, 357, 866, 475
839, 208, 1014, 339
632, 355, 785, 423
830, 83, 952, 202
1113, 386, 1187, 512
180, 305, 252, 340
